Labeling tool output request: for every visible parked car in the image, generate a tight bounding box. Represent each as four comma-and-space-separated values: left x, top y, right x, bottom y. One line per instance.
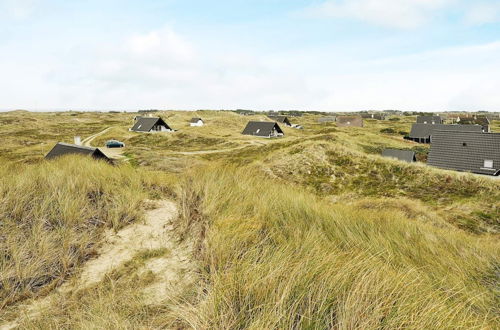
105, 140, 125, 148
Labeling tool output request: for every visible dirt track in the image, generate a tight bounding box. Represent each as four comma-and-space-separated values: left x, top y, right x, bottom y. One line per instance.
0, 200, 194, 329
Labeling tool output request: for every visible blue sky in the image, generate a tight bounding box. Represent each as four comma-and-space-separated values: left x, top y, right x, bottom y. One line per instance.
0, 0, 499, 111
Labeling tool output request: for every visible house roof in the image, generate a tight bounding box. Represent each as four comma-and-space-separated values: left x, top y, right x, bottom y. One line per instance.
242, 121, 284, 137
131, 117, 171, 132
416, 116, 443, 124
458, 116, 490, 126
372, 114, 386, 120
409, 124, 482, 139
267, 115, 291, 124
190, 117, 203, 123
45, 143, 110, 161
428, 131, 500, 176
382, 149, 416, 163
336, 116, 363, 127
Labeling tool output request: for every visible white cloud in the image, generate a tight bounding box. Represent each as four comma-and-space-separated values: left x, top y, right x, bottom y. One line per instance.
128, 27, 195, 62
1, 0, 39, 19
1, 25, 500, 111
303, 0, 455, 29
464, 2, 500, 25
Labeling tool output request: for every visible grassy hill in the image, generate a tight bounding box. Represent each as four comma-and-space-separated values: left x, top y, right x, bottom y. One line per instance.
0, 110, 498, 329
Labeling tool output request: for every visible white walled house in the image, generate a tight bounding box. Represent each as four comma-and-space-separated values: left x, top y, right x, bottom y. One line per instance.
130, 117, 174, 133
190, 118, 204, 127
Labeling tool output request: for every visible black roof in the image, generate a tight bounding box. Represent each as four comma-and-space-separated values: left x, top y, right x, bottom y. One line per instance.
382, 149, 416, 163
242, 121, 284, 137
190, 117, 203, 123
131, 117, 171, 132
45, 143, 110, 161
416, 116, 443, 124
409, 124, 482, 139
428, 131, 500, 176
268, 115, 291, 125
458, 116, 490, 126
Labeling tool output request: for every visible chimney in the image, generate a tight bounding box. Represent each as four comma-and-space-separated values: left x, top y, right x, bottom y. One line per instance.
74, 136, 81, 145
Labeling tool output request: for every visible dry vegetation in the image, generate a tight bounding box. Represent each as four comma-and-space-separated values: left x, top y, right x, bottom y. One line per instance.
0, 110, 498, 329
175, 165, 499, 329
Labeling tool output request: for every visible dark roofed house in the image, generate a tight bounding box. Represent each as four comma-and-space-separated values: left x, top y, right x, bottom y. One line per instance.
336, 116, 363, 127
361, 113, 387, 120
130, 117, 173, 132
372, 114, 387, 120
268, 115, 292, 126
428, 131, 500, 176
382, 149, 416, 163
407, 124, 483, 143
190, 117, 204, 127
416, 116, 443, 124
485, 114, 499, 121
242, 121, 284, 138
457, 116, 490, 132
45, 143, 110, 162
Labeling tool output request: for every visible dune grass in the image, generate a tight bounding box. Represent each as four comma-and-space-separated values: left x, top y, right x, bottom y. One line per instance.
175, 165, 499, 329
0, 156, 171, 309
1, 111, 499, 329
265, 140, 500, 234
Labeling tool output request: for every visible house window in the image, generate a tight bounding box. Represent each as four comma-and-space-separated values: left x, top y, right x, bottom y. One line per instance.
484, 160, 493, 169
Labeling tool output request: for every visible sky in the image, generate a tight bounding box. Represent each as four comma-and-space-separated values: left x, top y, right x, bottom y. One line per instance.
0, 0, 499, 112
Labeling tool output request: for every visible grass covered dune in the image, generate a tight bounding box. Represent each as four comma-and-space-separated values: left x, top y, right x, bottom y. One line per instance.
178, 165, 499, 329
0, 157, 170, 309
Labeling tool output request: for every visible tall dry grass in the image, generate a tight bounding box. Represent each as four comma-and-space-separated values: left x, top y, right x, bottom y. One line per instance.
0, 156, 170, 309
176, 165, 499, 329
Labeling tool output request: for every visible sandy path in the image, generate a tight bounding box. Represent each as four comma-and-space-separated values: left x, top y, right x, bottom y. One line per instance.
1, 200, 192, 329
82, 127, 127, 160
81, 127, 112, 147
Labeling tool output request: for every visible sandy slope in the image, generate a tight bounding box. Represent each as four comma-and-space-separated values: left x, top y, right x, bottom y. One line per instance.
1, 200, 194, 329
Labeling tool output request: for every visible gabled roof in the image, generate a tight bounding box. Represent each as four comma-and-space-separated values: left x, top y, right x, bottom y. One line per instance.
416, 116, 443, 124
131, 117, 171, 132
242, 121, 284, 137
382, 149, 416, 163
428, 131, 500, 176
458, 116, 490, 126
409, 124, 482, 139
485, 114, 499, 121
336, 116, 363, 127
45, 143, 110, 161
267, 115, 291, 125
190, 117, 203, 123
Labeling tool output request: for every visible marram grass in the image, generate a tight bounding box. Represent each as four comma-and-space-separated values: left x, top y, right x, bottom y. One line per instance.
176, 165, 499, 329
0, 156, 170, 308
